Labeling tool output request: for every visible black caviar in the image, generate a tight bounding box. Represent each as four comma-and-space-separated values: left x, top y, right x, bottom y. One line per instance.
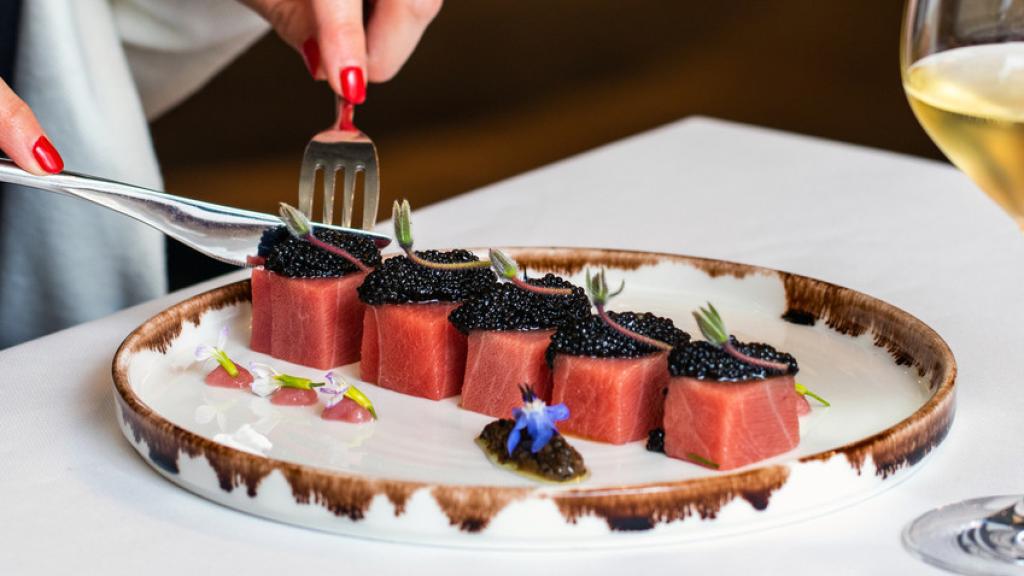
668, 338, 798, 381
262, 227, 381, 278
357, 250, 497, 305
448, 274, 590, 333
477, 419, 587, 482
646, 428, 666, 453
257, 226, 290, 257
546, 311, 690, 366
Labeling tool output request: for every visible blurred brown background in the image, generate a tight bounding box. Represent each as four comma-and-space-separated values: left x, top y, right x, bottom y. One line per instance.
153, 0, 943, 288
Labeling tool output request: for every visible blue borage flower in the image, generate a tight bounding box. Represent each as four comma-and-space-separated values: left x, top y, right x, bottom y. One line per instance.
194, 326, 241, 377
507, 386, 570, 456
319, 372, 378, 419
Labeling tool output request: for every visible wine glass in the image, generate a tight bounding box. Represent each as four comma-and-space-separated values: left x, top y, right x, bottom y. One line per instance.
901, 0, 1024, 573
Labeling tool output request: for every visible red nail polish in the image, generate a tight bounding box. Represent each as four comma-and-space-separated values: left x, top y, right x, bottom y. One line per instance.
32, 136, 63, 174
340, 67, 366, 104
301, 37, 320, 77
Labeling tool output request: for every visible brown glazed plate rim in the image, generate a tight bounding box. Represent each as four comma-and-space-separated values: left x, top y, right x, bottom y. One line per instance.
111, 246, 956, 504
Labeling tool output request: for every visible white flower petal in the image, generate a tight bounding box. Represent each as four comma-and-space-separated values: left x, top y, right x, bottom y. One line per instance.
325, 393, 345, 409
321, 371, 349, 397
194, 345, 215, 362
248, 362, 276, 380
217, 326, 229, 351
251, 378, 279, 398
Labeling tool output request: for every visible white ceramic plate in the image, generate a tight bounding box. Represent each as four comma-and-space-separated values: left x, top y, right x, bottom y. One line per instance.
112, 248, 955, 548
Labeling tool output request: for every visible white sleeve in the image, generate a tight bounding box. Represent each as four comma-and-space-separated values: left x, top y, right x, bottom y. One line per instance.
112, 0, 271, 120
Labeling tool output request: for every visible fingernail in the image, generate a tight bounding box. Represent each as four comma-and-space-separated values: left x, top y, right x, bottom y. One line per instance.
301, 37, 320, 77
340, 67, 366, 104
32, 136, 63, 174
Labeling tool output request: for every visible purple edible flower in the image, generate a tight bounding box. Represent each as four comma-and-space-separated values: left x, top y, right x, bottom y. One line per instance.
318, 371, 378, 419
507, 385, 570, 456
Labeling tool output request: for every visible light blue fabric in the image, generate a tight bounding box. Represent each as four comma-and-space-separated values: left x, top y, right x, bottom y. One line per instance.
0, 0, 266, 348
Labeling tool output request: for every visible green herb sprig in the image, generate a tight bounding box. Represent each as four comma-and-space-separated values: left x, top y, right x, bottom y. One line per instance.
692, 303, 791, 373
686, 453, 720, 469
795, 382, 830, 407
392, 200, 492, 271
489, 249, 575, 296
585, 269, 673, 352
278, 203, 370, 272
392, 200, 576, 297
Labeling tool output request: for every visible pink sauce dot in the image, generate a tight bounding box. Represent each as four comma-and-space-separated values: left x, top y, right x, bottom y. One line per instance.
321, 397, 373, 423
204, 365, 254, 390
796, 394, 811, 416
270, 388, 319, 406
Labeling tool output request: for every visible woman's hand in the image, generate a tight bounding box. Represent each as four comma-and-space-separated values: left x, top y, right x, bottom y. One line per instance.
241, 0, 442, 103
0, 78, 63, 175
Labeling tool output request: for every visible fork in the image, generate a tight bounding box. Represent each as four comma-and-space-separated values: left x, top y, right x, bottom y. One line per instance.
298, 97, 380, 230
0, 158, 390, 266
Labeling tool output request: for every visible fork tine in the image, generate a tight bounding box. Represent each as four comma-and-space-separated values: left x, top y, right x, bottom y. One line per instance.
362, 161, 379, 229
340, 165, 357, 228
322, 165, 337, 225
298, 157, 319, 218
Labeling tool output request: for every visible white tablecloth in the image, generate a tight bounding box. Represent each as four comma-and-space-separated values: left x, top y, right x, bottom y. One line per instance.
3, 117, 1022, 574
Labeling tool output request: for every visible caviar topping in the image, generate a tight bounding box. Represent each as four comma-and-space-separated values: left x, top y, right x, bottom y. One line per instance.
476, 419, 587, 483
585, 269, 674, 352
357, 250, 497, 305
449, 274, 589, 333
391, 200, 492, 272
646, 428, 665, 453
263, 227, 381, 278
257, 226, 290, 257
692, 302, 793, 373
546, 311, 690, 366
668, 338, 798, 381
489, 249, 576, 296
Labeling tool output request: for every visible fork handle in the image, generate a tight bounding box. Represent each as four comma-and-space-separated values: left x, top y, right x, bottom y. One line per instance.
336, 97, 356, 131
0, 158, 280, 267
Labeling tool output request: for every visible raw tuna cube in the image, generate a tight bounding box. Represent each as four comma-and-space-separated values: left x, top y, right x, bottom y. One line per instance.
250, 268, 368, 370
249, 269, 273, 353
663, 375, 799, 470
550, 352, 670, 444
796, 393, 811, 416
359, 306, 380, 383
360, 303, 467, 400
460, 329, 556, 418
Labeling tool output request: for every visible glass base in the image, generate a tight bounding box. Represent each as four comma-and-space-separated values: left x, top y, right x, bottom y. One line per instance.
903, 495, 1024, 575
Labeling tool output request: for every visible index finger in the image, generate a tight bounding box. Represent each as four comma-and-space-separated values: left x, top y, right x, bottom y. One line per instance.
311, 0, 367, 103
0, 78, 62, 175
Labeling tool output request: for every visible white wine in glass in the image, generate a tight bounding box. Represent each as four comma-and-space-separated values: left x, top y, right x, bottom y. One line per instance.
906, 42, 1024, 224
901, 1, 1024, 574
